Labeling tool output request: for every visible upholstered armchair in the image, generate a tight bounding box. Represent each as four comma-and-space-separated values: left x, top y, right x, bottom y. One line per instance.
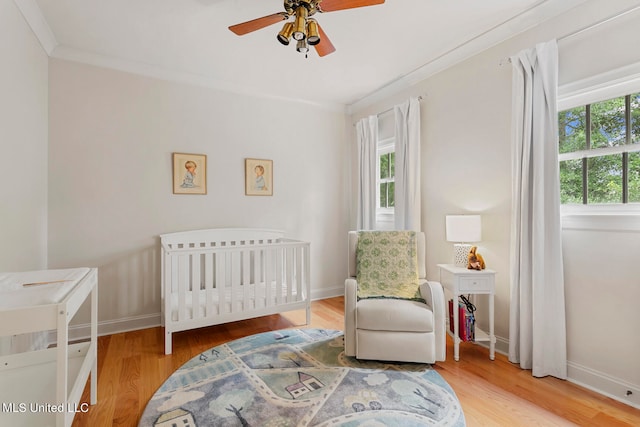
344, 231, 446, 363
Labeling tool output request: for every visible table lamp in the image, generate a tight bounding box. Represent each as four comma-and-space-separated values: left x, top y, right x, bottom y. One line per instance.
446, 215, 481, 267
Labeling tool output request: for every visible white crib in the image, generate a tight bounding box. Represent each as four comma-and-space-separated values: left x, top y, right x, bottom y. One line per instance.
160, 228, 311, 354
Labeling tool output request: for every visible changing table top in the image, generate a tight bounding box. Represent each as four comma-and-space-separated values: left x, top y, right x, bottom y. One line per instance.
0, 268, 91, 310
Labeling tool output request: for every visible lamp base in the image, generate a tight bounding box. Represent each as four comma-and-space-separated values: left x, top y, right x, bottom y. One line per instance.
453, 244, 472, 268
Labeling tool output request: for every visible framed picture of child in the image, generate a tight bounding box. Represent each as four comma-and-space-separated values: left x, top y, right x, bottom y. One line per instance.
172, 152, 207, 195
245, 158, 273, 196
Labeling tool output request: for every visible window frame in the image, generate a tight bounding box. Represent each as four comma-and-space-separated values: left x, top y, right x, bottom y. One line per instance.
376, 136, 395, 222
558, 62, 640, 215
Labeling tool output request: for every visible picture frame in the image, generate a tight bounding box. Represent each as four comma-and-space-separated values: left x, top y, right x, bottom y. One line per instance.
172, 152, 207, 195
245, 158, 273, 196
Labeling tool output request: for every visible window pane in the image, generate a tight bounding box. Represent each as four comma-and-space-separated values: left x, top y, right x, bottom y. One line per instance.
587, 154, 622, 203
559, 107, 586, 153
629, 152, 640, 203
379, 154, 389, 179
388, 182, 395, 207
389, 152, 395, 178
590, 96, 626, 149
380, 183, 387, 208
632, 92, 640, 144
559, 159, 583, 204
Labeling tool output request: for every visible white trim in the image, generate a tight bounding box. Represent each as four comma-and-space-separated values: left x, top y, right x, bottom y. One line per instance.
50, 46, 346, 113
558, 143, 640, 162
46, 313, 161, 343
11, 0, 346, 112
46, 287, 343, 343
558, 62, 640, 110
311, 286, 344, 301
13, 0, 58, 55
561, 211, 640, 232
567, 361, 640, 410
477, 337, 640, 409
348, 0, 588, 114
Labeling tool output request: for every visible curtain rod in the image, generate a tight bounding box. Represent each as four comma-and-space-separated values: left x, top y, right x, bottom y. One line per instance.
352, 95, 425, 127
376, 95, 425, 117
500, 3, 640, 66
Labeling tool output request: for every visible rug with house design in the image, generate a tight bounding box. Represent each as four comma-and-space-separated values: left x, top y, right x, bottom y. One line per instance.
139, 329, 465, 426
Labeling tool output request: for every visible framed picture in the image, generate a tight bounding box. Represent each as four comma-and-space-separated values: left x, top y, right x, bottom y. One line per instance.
245, 158, 273, 196
172, 152, 207, 195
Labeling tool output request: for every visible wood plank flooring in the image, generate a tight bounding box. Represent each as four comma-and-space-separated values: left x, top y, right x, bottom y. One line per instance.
72, 297, 640, 426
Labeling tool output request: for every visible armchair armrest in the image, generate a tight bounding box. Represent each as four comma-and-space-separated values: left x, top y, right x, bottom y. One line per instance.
419, 280, 446, 362
344, 278, 358, 357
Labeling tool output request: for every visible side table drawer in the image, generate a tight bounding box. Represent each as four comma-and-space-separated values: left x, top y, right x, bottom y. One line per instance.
458, 276, 492, 292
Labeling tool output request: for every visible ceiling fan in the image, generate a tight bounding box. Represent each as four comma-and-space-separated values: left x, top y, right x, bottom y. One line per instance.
228, 0, 385, 57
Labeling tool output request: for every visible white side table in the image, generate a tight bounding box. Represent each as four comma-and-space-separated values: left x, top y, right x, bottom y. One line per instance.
437, 264, 496, 361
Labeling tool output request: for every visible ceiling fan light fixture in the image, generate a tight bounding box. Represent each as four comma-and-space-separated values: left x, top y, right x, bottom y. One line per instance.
293, 6, 308, 41
296, 39, 309, 54
306, 19, 320, 45
277, 22, 294, 45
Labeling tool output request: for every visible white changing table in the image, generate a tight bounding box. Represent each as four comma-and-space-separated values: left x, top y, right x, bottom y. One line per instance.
0, 268, 98, 427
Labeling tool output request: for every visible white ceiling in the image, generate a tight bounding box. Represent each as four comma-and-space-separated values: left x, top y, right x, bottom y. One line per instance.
27, 0, 586, 109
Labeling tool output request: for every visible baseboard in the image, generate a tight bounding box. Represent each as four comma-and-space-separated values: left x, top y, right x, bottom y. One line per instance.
54, 296, 639, 410
47, 313, 162, 343
48, 289, 344, 343
311, 286, 344, 301
459, 334, 639, 409
567, 361, 640, 409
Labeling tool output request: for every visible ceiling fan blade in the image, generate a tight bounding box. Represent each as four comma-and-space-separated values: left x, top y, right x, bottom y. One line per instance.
319, 0, 384, 12
228, 12, 288, 36
314, 23, 336, 57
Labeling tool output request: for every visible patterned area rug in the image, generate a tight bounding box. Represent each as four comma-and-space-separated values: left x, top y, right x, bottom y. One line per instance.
139, 329, 465, 426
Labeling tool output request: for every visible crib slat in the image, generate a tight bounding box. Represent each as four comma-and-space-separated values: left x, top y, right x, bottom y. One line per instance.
296, 246, 302, 302
178, 255, 188, 321
229, 251, 237, 313
215, 253, 225, 315
286, 247, 293, 303
191, 253, 200, 320
205, 252, 214, 317
242, 249, 250, 310
276, 247, 283, 306
265, 248, 272, 308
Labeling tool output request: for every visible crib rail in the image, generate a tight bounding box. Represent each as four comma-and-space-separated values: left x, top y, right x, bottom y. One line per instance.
160, 229, 311, 354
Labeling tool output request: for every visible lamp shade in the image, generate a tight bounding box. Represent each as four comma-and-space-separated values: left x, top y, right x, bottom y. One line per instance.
445, 215, 481, 243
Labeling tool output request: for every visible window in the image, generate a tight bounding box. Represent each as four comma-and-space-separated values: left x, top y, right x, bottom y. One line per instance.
558, 92, 640, 204
377, 138, 395, 211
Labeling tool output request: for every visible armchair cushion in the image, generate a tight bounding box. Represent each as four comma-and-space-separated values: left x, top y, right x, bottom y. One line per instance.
356, 299, 434, 332
356, 231, 420, 300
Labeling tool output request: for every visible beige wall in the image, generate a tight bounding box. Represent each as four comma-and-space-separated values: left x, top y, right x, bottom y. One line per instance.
0, 0, 49, 271
48, 59, 349, 330
349, 0, 640, 408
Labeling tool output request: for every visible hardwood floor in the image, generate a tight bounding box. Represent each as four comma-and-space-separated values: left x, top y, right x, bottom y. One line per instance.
72, 297, 639, 426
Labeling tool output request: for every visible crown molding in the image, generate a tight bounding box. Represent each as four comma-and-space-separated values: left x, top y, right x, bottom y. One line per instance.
14, 0, 58, 55
50, 45, 346, 114
14, 0, 345, 113
346, 0, 588, 114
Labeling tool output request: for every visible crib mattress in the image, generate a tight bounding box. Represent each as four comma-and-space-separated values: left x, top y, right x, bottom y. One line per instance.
168, 282, 304, 321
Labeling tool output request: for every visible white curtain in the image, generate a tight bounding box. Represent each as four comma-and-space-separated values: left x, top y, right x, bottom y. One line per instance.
356, 115, 378, 230
394, 97, 421, 231
509, 40, 567, 379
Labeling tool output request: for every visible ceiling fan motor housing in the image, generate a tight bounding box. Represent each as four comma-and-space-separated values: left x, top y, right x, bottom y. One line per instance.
284, 0, 320, 16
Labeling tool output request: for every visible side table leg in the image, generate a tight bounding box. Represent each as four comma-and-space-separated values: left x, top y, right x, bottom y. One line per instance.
453, 292, 460, 361
489, 292, 495, 360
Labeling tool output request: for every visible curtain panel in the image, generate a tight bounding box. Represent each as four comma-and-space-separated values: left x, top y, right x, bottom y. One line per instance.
394, 97, 421, 231
509, 39, 567, 379
356, 115, 378, 230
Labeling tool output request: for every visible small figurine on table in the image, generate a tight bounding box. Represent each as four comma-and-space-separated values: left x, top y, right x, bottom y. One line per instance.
467, 246, 486, 270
